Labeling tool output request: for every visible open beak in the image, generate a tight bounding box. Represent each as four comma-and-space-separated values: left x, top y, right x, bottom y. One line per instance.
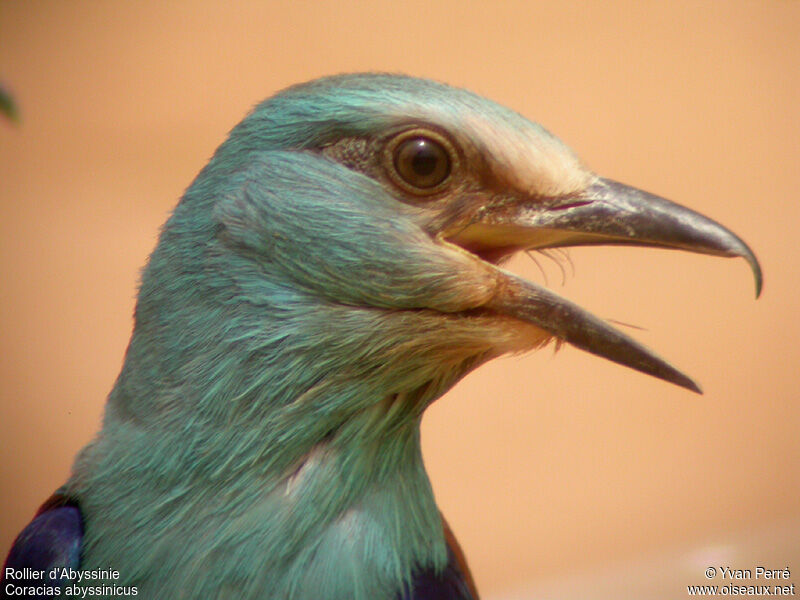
449, 178, 763, 393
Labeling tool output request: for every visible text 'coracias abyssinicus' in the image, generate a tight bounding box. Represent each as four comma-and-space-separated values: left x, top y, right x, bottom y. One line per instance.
2, 74, 762, 600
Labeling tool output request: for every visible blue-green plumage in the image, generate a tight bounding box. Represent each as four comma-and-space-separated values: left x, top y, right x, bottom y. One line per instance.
3, 73, 760, 599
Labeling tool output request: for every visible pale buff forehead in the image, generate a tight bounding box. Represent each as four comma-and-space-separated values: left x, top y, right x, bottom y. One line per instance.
395, 98, 592, 198
459, 113, 592, 197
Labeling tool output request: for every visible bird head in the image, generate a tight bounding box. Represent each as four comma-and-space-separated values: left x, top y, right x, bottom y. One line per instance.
122, 73, 760, 461
78, 75, 762, 597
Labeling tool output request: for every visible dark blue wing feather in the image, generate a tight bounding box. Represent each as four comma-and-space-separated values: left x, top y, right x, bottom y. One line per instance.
400, 515, 478, 600
2, 496, 82, 599
400, 547, 476, 600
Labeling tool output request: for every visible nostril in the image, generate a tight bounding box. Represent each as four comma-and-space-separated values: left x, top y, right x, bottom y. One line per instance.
549, 200, 593, 211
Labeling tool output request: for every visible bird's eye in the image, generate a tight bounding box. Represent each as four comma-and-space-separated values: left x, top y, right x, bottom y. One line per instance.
392, 136, 451, 191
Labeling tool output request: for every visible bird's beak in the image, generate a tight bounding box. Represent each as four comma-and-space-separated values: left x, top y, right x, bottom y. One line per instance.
448, 178, 762, 393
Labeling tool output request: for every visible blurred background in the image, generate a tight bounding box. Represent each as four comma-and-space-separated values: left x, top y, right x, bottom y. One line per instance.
1, 2, 798, 598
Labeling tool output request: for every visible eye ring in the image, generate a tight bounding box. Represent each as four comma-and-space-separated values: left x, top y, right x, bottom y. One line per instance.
384, 129, 457, 195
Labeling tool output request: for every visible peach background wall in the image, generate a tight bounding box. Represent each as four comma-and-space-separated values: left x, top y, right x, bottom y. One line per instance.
1, 2, 798, 598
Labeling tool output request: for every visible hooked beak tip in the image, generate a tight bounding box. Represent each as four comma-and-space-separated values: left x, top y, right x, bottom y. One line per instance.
747, 253, 763, 299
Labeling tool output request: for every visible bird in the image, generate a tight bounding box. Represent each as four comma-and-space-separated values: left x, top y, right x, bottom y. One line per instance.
2, 73, 761, 600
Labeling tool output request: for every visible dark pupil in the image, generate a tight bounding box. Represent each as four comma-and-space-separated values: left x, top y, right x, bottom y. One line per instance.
395, 136, 450, 189
410, 141, 438, 176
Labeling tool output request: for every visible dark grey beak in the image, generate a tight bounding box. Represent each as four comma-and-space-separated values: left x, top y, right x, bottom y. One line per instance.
460, 178, 762, 392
